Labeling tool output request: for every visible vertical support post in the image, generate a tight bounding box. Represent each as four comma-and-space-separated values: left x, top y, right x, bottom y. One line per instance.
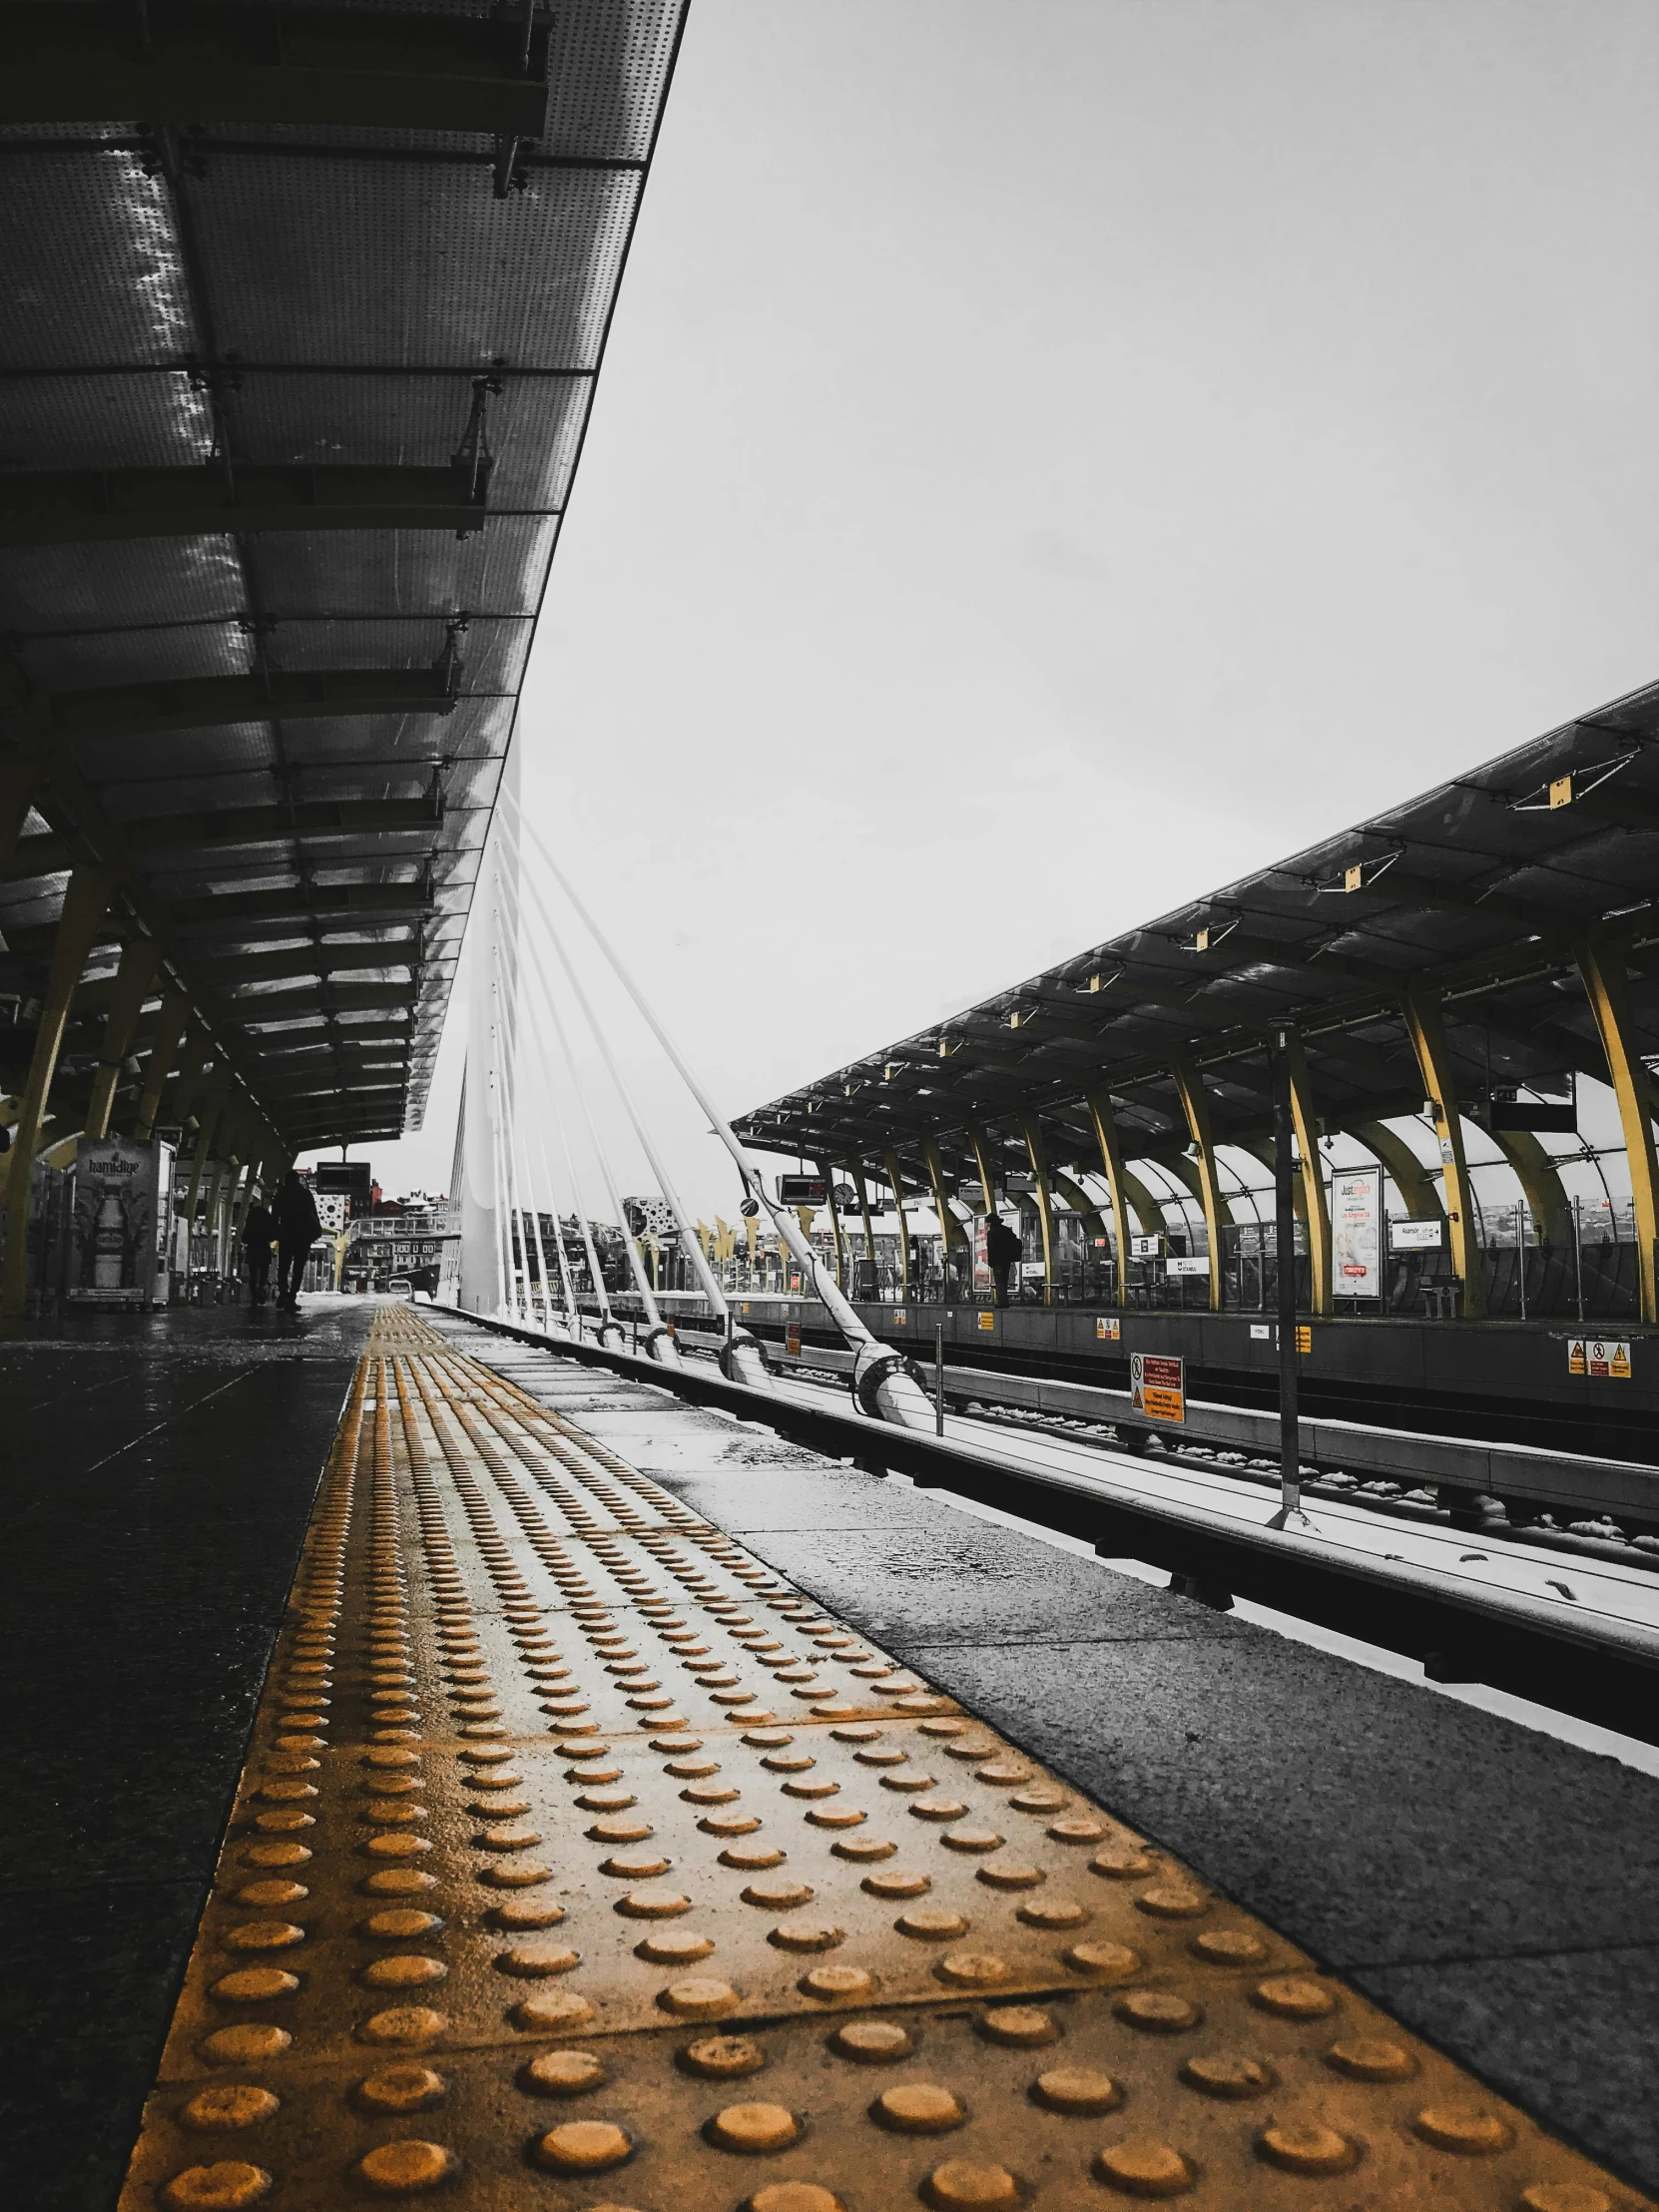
1016, 1111, 1056, 1306
816, 1160, 847, 1292
934, 1320, 944, 1436
851, 1165, 876, 1300
1400, 987, 1486, 1319
1170, 1060, 1226, 1312
1, 863, 115, 1317
1085, 1092, 1137, 1306
1283, 1030, 1334, 1317
184, 1080, 225, 1237
134, 990, 191, 1141
881, 1148, 911, 1305
922, 1136, 967, 1302
1273, 1026, 1304, 1525
84, 937, 161, 1138
1576, 940, 1659, 1325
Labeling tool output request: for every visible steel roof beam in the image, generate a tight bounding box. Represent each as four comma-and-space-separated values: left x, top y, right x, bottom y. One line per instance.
3, 3, 552, 136
6, 796, 441, 881
220, 983, 418, 1022
0, 464, 490, 549
165, 881, 434, 927
0, 666, 457, 750
194, 940, 421, 988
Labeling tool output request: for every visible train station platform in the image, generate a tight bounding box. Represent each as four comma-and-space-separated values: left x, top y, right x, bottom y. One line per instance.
7, 1299, 1656, 2210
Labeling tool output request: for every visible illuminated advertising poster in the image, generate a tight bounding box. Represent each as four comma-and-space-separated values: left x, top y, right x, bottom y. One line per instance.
69, 1138, 162, 1304
1332, 1165, 1382, 1298
971, 1215, 991, 1296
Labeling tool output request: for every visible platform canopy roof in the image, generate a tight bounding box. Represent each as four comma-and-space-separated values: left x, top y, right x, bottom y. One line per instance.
0, 0, 684, 1158
737, 679, 1659, 1193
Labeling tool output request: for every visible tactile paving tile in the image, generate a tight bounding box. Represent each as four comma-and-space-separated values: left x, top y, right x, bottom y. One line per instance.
119, 1308, 1653, 2212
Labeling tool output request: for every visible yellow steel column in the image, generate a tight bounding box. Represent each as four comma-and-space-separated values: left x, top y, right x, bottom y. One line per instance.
1351, 1119, 1441, 1219
1170, 1060, 1226, 1312
1, 862, 115, 1317
1577, 940, 1659, 1324
1016, 1111, 1057, 1305
84, 937, 161, 1138
922, 1136, 969, 1267
1084, 1092, 1133, 1302
851, 1165, 877, 1299
1491, 1127, 1571, 1247
134, 991, 191, 1141
881, 1148, 912, 1304
967, 1127, 1002, 1225
1400, 987, 1486, 1318
815, 1160, 847, 1291
1284, 1031, 1334, 1318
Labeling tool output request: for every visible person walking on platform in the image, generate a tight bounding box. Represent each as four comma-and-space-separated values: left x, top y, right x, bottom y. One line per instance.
241, 1195, 276, 1307
274, 1171, 321, 1311
985, 1213, 1022, 1309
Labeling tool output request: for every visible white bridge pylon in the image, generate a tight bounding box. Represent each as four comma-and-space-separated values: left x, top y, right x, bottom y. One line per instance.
453, 787, 936, 1429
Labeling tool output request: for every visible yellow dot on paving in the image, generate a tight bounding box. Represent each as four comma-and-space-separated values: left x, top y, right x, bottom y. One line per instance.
1413, 2104, 1514, 2155
1257, 2121, 1359, 2175
862, 1870, 929, 1901
1115, 1990, 1201, 2033
1325, 2036, 1415, 2082
358, 2005, 447, 2046
638, 1929, 715, 1964
1252, 1973, 1336, 2018
874, 2083, 966, 2133
223, 1922, 304, 1952
1135, 1885, 1208, 1920
978, 2005, 1057, 2048
1089, 1847, 1157, 1879
1018, 1896, 1089, 1930
1060, 1939, 1139, 1981
180, 2086, 279, 2131
365, 1870, 439, 1897
709, 2101, 800, 2152
522, 2050, 607, 2095
199, 2025, 290, 2067
897, 1909, 968, 1941
534, 2120, 633, 2172
681, 2034, 767, 2079
604, 1851, 673, 1878
923, 2159, 1019, 2209
1520, 2188, 1613, 2212
161, 2162, 273, 2210
357, 2139, 456, 2192
1181, 2052, 1275, 2099
747, 2186, 845, 2212
975, 1862, 1044, 1890
660, 1976, 739, 2018
244, 1843, 310, 1870
236, 1882, 308, 1909
800, 1964, 874, 2002
830, 2018, 914, 2063
211, 1968, 298, 2004
363, 1954, 447, 1990
1034, 2065, 1123, 2114
832, 1836, 895, 1863
1049, 1817, 1108, 1843
1190, 1929, 1267, 1964
770, 1922, 844, 1952
356, 2066, 447, 2113
910, 1797, 968, 1822
936, 1951, 1010, 1988
940, 1828, 1004, 1854
615, 1887, 691, 1919
481, 1860, 554, 1889
496, 1941, 582, 1977
1093, 2139, 1194, 2197
364, 1911, 443, 1940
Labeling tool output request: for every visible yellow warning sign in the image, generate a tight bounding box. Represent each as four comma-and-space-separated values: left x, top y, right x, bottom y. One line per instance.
1130, 1351, 1185, 1424
1096, 1316, 1121, 1341
785, 1322, 801, 1357
1569, 1337, 1631, 1379
1296, 1324, 1312, 1355
978, 1311, 996, 1332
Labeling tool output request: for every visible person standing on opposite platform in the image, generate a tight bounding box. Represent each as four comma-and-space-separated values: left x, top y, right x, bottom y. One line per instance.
274, 1171, 321, 1311
241, 1194, 276, 1306
985, 1213, 1023, 1309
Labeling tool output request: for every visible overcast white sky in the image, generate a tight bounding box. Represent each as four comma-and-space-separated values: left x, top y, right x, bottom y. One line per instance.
312, 0, 1659, 1222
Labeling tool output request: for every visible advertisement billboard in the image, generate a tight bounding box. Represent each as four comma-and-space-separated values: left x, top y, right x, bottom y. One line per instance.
68, 1138, 165, 1305
1331, 1165, 1383, 1298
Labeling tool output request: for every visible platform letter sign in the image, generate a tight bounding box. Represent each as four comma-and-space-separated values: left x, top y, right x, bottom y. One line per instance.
1130, 1351, 1185, 1425
786, 1321, 802, 1358
1332, 1166, 1382, 1297
1568, 1338, 1631, 1380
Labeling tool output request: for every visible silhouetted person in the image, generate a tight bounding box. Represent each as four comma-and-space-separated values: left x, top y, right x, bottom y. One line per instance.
242, 1197, 276, 1306
985, 1214, 1022, 1308
275, 1172, 321, 1310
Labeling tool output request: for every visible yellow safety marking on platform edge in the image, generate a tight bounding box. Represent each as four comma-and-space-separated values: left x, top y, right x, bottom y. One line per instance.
119, 1307, 1650, 2212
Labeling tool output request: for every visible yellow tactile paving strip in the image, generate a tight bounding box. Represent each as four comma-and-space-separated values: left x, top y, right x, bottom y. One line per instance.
120, 1308, 1649, 2212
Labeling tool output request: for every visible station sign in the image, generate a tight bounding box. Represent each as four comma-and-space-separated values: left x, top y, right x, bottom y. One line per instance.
1390, 1219, 1443, 1250
1130, 1234, 1162, 1258
785, 1321, 802, 1357
1568, 1338, 1631, 1380
1096, 1317, 1120, 1341
1130, 1351, 1185, 1424
1165, 1255, 1208, 1278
